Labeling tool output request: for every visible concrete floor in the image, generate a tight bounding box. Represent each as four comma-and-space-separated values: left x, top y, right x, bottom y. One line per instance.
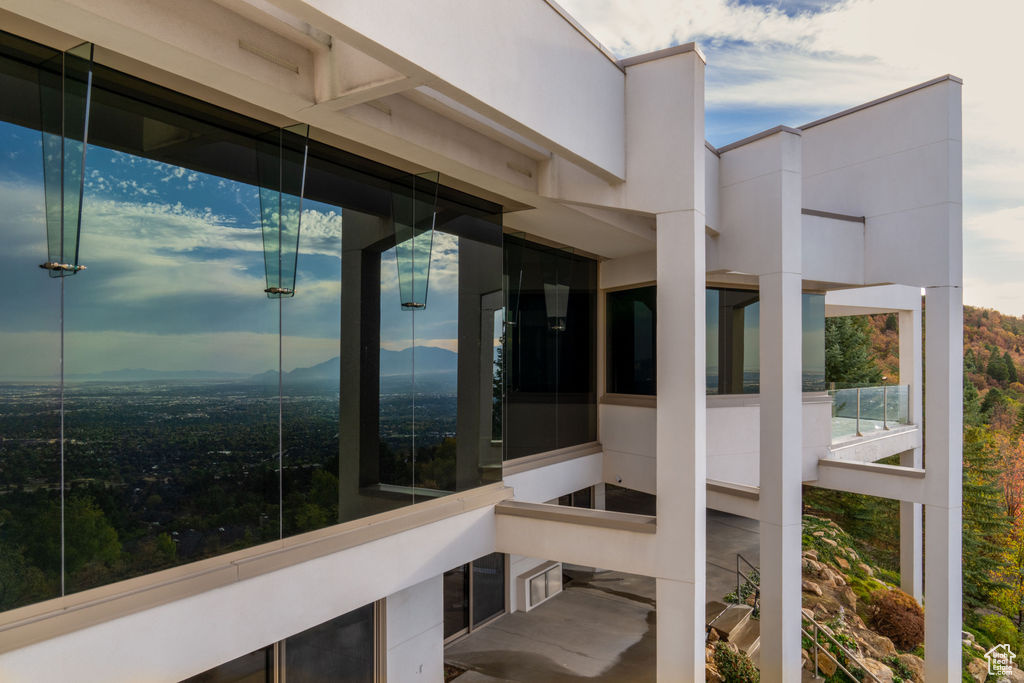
445, 510, 759, 682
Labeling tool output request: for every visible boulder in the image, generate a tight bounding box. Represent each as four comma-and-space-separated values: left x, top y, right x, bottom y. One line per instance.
1004, 666, 1024, 683
822, 537, 838, 547
813, 531, 826, 537
861, 658, 895, 683
707, 628, 720, 644
852, 627, 897, 660
802, 607, 815, 621
835, 557, 851, 571
803, 558, 822, 573
963, 630, 976, 642
895, 653, 925, 683
804, 549, 819, 561
816, 651, 838, 677
858, 562, 874, 576
967, 657, 988, 682
839, 586, 858, 610
802, 579, 823, 596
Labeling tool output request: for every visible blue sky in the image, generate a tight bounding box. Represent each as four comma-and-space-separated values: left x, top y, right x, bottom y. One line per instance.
562, 0, 1024, 314
0, 119, 461, 378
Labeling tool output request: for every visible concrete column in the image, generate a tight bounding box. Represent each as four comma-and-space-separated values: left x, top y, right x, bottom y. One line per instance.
655, 209, 706, 681
898, 308, 923, 601
924, 285, 963, 679
386, 575, 444, 681
758, 270, 804, 683
593, 482, 606, 510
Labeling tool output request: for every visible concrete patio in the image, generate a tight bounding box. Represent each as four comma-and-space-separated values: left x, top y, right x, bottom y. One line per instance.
445, 510, 759, 682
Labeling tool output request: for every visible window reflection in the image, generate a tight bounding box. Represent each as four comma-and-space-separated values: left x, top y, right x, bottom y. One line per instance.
503, 236, 597, 460
0, 28, 503, 613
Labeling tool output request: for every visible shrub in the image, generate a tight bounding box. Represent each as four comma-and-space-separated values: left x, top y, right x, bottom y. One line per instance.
714, 643, 759, 683
868, 588, 924, 651
976, 613, 1022, 653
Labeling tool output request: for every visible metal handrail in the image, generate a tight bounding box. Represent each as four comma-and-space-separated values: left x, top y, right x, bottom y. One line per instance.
802, 615, 881, 683
728, 553, 880, 682
735, 553, 760, 613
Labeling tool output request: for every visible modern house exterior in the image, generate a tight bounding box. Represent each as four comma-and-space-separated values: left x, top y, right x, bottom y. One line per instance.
0, 1, 962, 681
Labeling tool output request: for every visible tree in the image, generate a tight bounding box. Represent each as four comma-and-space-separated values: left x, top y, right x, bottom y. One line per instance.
981, 387, 1009, 419
1015, 405, 1024, 437
963, 426, 1011, 610
965, 348, 978, 373
825, 316, 884, 385
884, 313, 899, 332
988, 349, 1009, 382
992, 517, 1024, 627
965, 376, 983, 427
1005, 351, 1019, 383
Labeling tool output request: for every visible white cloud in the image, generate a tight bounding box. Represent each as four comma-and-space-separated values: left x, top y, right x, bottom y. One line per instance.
561, 0, 1024, 313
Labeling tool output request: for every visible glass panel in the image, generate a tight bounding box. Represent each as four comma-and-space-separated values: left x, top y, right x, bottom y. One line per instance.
705, 288, 825, 395
503, 237, 596, 460
411, 230, 458, 495
606, 286, 656, 395
181, 648, 270, 683
443, 564, 470, 638
63, 130, 278, 594
802, 293, 826, 391
0, 107, 62, 608
281, 198, 343, 537
471, 552, 505, 625
529, 573, 546, 606
285, 603, 375, 683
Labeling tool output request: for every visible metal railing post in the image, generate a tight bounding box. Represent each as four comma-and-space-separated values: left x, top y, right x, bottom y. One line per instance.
882, 384, 889, 430
855, 387, 862, 437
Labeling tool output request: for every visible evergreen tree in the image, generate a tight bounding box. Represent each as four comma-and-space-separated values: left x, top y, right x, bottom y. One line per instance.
981, 388, 1008, 419
1015, 404, 1024, 437
825, 317, 883, 385
965, 348, 978, 373
965, 376, 983, 427
963, 426, 1011, 611
1005, 351, 1019, 383
884, 313, 899, 332
988, 349, 1009, 382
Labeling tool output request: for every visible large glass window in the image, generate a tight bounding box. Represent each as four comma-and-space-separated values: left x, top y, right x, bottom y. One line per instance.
285, 604, 375, 682
502, 236, 597, 460
0, 29, 502, 612
443, 552, 507, 641
606, 286, 656, 395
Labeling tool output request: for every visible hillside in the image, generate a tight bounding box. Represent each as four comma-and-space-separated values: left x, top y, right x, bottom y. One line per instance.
862, 305, 1024, 396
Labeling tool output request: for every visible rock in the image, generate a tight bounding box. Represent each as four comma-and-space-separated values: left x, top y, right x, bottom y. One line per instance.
858, 562, 874, 576
835, 556, 851, 571
707, 628, 720, 643
861, 658, 895, 683
852, 627, 897, 660
802, 579, 823, 596
744, 593, 756, 607
813, 530, 825, 537
839, 586, 858, 610
822, 537, 838, 547
802, 607, 814, 621
895, 653, 925, 682
848, 613, 866, 629
802, 649, 811, 671
816, 651, 838, 677
963, 630, 976, 642
705, 665, 723, 682
803, 558, 822, 573
1004, 665, 1024, 683
967, 657, 989, 682
833, 573, 847, 587
804, 549, 819, 560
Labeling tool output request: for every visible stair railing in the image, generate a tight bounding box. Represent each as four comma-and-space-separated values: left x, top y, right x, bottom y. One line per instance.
735, 553, 760, 614
802, 614, 881, 683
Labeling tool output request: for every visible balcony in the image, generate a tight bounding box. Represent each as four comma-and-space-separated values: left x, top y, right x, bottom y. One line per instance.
829, 384, 910, 443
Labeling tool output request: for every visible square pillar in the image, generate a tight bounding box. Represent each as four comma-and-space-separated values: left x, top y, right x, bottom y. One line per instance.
899, 308, 923, 601
758, 270, 804, 682
924, 285, 963, 679
655, 209, 706, 681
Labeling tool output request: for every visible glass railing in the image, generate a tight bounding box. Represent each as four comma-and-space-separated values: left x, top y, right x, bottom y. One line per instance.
828, 384, 910, 441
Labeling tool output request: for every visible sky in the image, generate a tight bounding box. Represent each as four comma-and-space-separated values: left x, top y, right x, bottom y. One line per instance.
560, 0, 1024, 314
0, 118, 462, 378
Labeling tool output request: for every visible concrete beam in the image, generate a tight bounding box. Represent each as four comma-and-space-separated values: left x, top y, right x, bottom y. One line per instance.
810, 458, 928, 504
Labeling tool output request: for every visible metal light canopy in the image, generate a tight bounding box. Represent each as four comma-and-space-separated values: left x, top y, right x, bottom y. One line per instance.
392, 171, 440, 311
39, 42, 94, 277
257, 123, 310, 298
